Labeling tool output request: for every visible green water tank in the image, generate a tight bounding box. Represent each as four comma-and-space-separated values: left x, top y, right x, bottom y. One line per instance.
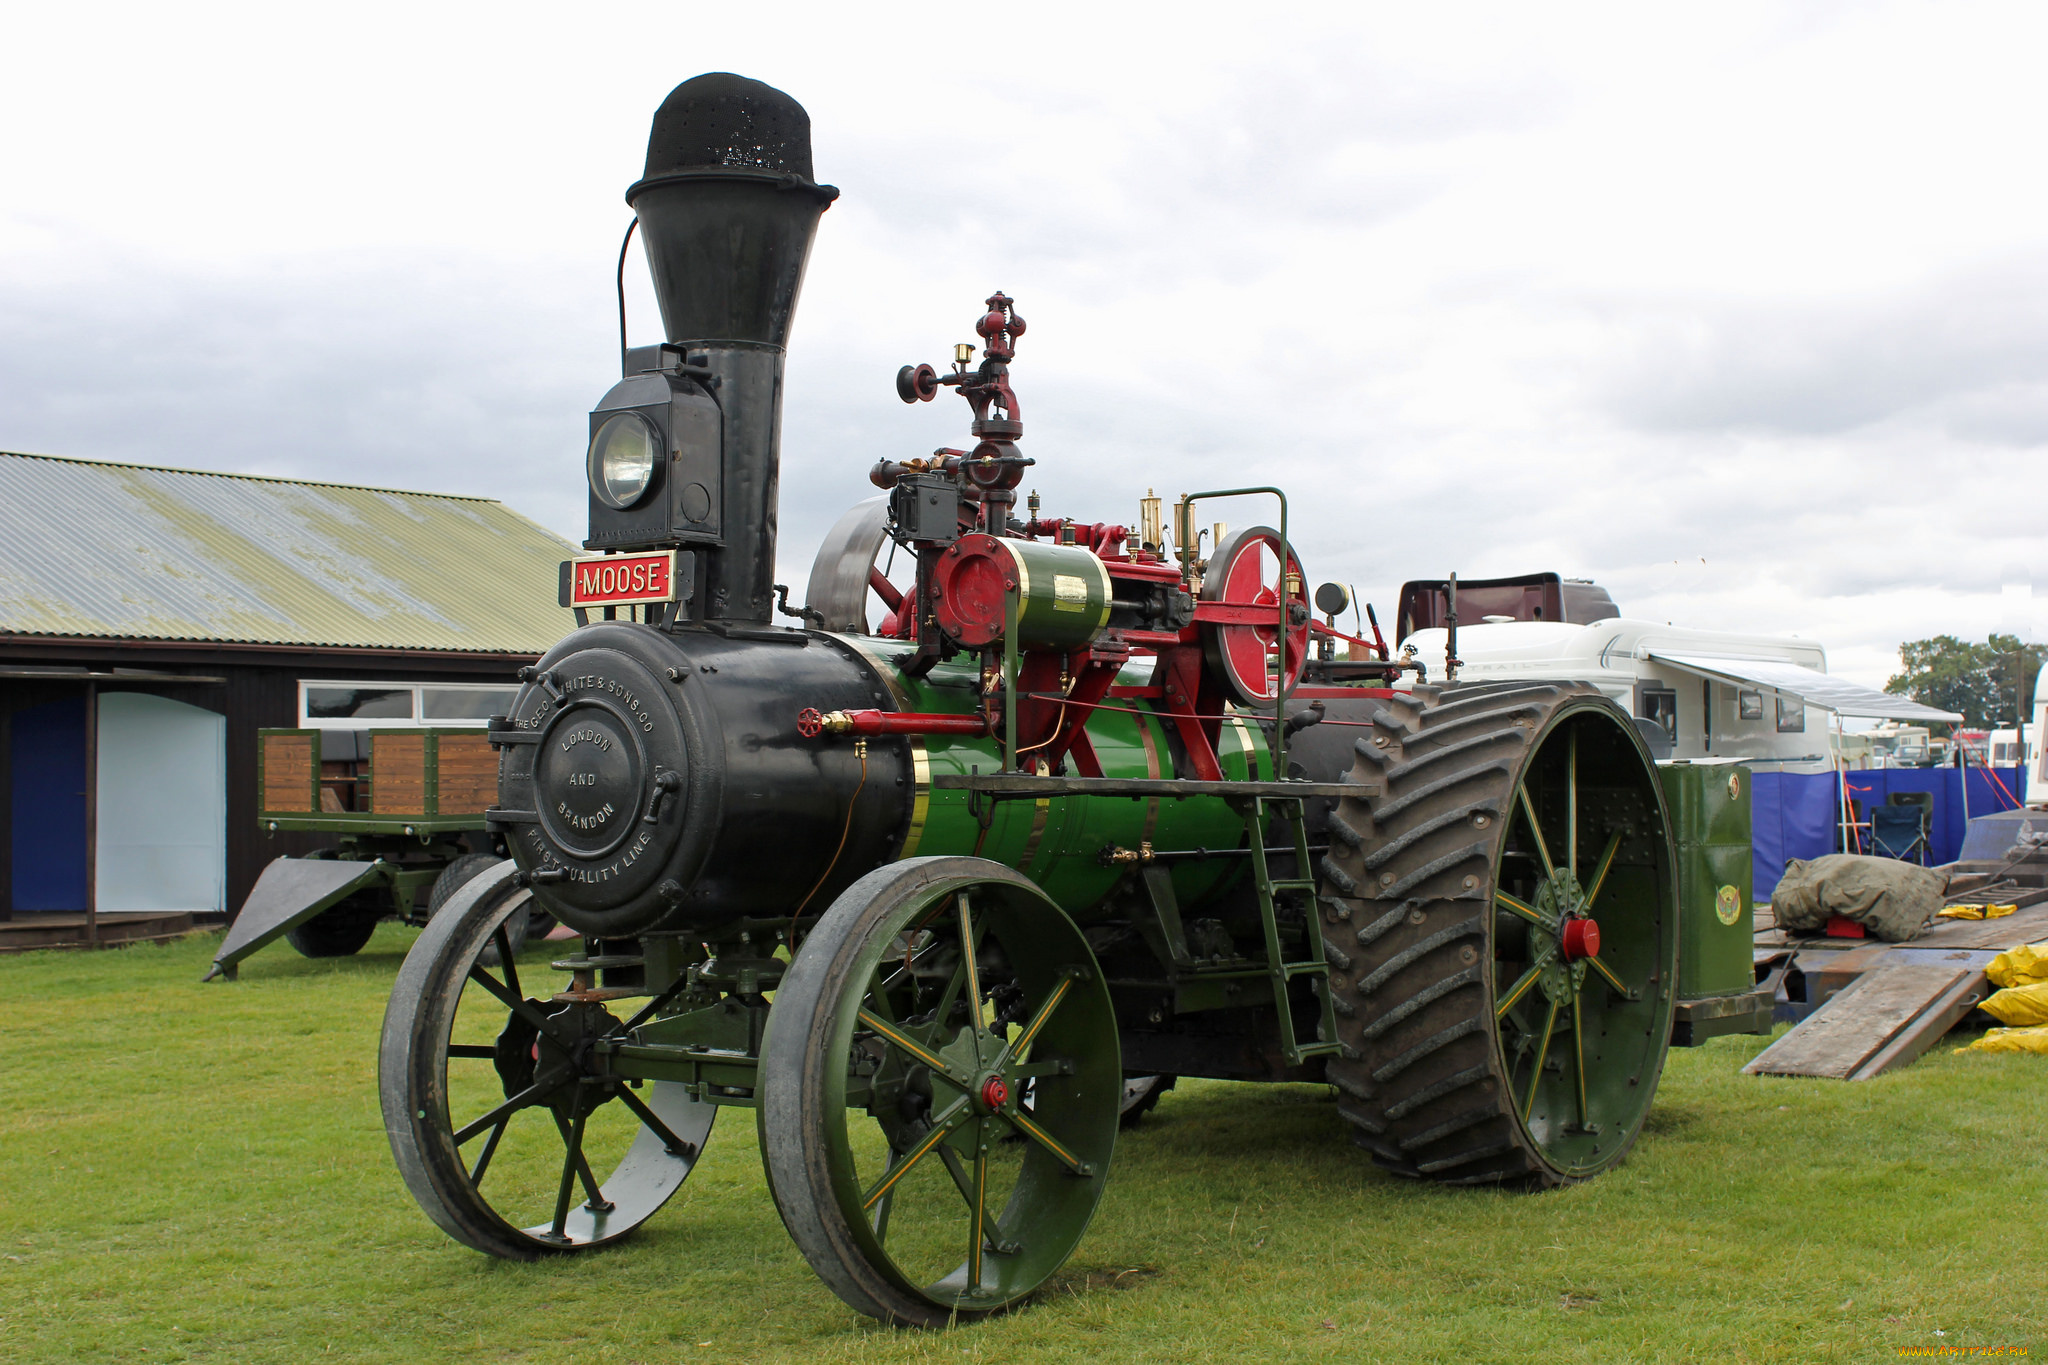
1657, 760, 1754, 1000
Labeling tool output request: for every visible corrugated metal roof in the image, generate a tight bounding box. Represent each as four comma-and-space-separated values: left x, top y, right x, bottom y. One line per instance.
0, 452, 579, 653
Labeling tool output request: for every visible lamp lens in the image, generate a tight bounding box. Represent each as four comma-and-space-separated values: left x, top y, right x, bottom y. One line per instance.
588, 412, 658, 508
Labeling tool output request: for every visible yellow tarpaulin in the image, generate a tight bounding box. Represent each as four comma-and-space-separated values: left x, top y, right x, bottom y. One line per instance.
1987, 940, 2048, 989
1981, 982, 2048, 1027
1936, 903, 2018, 921
1956, 1025, 2048, 1055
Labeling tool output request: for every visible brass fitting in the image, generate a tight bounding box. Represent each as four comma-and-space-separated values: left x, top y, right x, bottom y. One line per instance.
1104, 841, 1156, 866
816, 710, 855, 734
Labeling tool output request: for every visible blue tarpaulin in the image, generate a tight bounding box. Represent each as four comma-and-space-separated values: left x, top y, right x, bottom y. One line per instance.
1748, 766, 2026, 900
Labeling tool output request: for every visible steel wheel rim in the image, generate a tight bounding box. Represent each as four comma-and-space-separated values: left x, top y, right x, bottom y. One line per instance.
381, 863, 713, 1256
1489, 705, 1675, 1177
817, 875, 1118, 1312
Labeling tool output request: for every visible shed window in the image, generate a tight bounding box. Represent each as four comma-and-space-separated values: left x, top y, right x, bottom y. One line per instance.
299, 681, 518, 728
304, 686, 414, 721
423, 686, 520, 721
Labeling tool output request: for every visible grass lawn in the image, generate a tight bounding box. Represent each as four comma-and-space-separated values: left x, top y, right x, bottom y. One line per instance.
1, 925, 2042, 1364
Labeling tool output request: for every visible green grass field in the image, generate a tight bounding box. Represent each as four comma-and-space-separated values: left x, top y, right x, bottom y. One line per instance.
1, 926, 2041, 1364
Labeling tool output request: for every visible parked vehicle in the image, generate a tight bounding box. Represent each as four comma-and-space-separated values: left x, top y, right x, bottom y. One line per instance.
367, 73, 1775, 1328
1391, 598, 1956, 773
204, 723, 549, 979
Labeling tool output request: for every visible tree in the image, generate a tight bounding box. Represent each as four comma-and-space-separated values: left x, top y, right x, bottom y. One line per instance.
1886, 633, 2044, 727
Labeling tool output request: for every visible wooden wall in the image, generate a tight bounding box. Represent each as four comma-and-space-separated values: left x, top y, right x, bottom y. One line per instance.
0, 640, 536, 920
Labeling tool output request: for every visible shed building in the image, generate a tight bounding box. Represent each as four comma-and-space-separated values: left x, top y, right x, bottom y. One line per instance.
0, 451, 575, 941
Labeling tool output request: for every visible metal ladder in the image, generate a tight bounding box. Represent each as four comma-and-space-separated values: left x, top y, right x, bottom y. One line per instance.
1242, 794, 1343, 1066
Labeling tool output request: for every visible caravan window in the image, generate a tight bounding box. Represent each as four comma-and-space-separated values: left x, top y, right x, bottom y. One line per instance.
1635, 685, 1677, 743
1776, 694, 1805, 733
1737, 689, 1765, 721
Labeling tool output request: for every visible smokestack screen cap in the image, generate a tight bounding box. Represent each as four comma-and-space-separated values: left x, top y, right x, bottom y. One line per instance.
629, 72, 836, 203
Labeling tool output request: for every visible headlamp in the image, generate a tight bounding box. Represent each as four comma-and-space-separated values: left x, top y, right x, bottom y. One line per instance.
588, 411, 658, 509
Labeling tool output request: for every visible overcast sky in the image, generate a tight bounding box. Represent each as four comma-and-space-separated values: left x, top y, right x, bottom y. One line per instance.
3, 2, 2043, 688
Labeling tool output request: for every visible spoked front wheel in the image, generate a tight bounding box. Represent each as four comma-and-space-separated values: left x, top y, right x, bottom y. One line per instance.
761, 857, 1120, 1326
379, 860, 714, 1258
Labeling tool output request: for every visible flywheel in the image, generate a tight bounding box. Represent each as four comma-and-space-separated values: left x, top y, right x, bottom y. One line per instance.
1319, 682, 1678, 1186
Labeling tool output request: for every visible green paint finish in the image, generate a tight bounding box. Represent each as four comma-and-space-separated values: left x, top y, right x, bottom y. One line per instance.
882, 656, 1261, 919
999, 539, 1112, 649
1658, 760, 1755, 1000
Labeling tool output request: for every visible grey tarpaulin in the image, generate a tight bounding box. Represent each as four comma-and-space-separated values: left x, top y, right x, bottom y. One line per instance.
1769, 855, 1950, 942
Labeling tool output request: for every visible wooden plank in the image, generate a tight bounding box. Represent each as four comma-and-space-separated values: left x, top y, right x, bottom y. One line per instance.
371, 734, 428, 816
1847, 969, 1991, 1081
435, 734, 497, 814
1915, 901, 2048, 951
1743, 963, 1967, 1079
260, 734, 314, 813
0, 911, 196, 952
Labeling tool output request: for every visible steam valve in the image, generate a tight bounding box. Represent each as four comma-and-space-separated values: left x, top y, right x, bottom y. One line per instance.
896, 364, 940, 403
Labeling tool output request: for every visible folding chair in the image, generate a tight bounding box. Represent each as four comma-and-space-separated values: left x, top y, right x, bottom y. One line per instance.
1869, 803, 1929, 864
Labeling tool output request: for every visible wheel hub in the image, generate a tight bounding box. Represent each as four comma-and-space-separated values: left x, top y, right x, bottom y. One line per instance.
1560, 916, 1601, 961
531, 1000, 626, 1118
977, 1074, 1010, 1112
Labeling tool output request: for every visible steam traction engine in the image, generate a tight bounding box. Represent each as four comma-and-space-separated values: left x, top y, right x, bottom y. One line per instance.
380, 73, 1707, 1327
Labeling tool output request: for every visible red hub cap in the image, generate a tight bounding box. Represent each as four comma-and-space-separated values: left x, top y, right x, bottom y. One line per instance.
979, 1075, 1010, 1110
1561, 917, 1601, 962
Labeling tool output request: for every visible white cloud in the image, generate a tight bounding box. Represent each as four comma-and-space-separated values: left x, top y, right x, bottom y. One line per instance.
3, 0, 2045, 688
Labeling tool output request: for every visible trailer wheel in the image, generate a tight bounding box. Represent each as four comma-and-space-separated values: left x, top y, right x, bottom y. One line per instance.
761, 857, 1120, 1326
284, 893, 381, 958
380, 859, 712, 1258
429, 853, 548, 965
1321, 683, 1678, 1186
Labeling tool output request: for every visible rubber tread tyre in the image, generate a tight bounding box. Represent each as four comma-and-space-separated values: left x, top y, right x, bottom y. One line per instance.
1320, 681, 1678, 1188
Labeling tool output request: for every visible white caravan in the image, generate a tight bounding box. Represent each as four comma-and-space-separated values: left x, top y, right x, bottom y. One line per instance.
1388, 575, 1960, 776
1992, 660, 2048, 806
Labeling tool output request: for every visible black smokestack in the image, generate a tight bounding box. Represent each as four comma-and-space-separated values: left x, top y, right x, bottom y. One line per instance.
627, 73, 836, 623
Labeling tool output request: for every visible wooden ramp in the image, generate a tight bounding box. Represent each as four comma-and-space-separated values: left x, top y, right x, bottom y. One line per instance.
1745, 899, 2048, 1081
1744, 951, 1994, 1080
1745, 906, 2048, 1083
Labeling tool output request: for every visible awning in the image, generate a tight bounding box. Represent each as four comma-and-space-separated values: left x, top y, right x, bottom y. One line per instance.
1648, 653, 1964, 724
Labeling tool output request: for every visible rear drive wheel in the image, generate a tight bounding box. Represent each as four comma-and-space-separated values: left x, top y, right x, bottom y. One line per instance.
1320, 682, 1677, 1186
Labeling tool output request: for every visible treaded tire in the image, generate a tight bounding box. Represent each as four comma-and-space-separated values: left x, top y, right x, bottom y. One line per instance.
1320, 682, 1678, 1187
